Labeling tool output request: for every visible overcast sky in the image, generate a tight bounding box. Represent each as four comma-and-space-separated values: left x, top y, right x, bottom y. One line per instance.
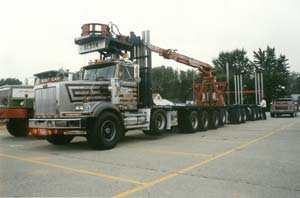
0, 0, 299, 82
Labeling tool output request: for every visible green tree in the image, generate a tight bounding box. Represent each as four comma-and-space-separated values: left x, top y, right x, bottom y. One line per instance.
212, 49, 254, 104
152, 66, 181, 102
0, 78, 22, 86
253, 46, 290, 105
178, 70, 195, 102
288, 72, 300, 94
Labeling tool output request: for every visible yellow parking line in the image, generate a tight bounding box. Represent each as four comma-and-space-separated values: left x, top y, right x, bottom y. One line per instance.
127, 146, 212, 157
113, 121, 297, 198
195, 139, 245, 144
0, 153, 145, 185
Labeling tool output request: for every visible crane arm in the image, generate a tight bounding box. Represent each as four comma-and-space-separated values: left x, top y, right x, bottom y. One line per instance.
146, 43, 213, 73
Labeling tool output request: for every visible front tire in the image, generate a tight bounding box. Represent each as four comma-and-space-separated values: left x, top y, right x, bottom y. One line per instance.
47, 135, 74, 145
87, 112, 122, 150
6, 119, 29, 137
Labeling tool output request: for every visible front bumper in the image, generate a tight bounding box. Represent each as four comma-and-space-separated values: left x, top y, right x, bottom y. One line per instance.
270, 110, 296, 114
29, 118, 87, 137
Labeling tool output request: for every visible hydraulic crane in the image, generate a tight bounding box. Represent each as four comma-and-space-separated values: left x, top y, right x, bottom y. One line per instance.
78, 23, 227, 107
146, 44, 227, 106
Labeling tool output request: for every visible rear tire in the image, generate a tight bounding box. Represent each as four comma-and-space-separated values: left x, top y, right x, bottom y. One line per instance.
270, 113, 275, 118
47, 135, 74, 145
230, 108, 241, 124
199, 111, 209, 131
6, 119, 29, 137
87, 112, 122, 150
219, 109, 226, 127
179, 111, 200, 133
246, 107, 251, 121
143, 109, 167, 136
241, 108, 246, 123
209, 111, 219, 129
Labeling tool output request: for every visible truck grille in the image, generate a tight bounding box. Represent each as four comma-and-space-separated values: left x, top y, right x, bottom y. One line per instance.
275, 106, 288, 110
35, 87, 56, 115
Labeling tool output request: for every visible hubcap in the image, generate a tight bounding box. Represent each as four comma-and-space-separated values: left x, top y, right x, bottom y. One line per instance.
191, 114, 199, 129
101, 120, 116, 142
204, 118, 208, 128
156, 114, 166, 130
222, 112, 226, 123
215, 116, 219, 126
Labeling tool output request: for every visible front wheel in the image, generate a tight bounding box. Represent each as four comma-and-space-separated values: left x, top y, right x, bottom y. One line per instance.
6, 119, 29, 137
87, 112, 122, 150
47, 135, 74, 145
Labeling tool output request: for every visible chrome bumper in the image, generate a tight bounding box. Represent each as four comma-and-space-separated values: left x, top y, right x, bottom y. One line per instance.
29, 118, 87, 129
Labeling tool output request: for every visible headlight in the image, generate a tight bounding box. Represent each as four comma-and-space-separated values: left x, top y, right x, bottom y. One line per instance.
47, 121, 54, 127
75, 104, 84, 111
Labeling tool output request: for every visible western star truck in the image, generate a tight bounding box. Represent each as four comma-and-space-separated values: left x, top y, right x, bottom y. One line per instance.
29, 23, 263, 149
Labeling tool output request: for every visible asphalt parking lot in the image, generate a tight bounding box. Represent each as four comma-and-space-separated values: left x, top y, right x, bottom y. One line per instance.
1, 114, 300, 198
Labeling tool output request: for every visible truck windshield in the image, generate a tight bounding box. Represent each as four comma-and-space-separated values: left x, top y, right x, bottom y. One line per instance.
84, 65, 116, 81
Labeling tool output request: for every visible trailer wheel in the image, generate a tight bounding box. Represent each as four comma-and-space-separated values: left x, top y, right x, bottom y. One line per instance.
6, 119, 29, 137
209, 111, 219, 129
232, 108, 242, 124
144, 109, 167, 136
47, 135, 74, 145
180, 111, 200, 133
199, 111, 209, 131
258, 108, 263, 120
254, 107, 259, 120
250, 107, 256, 121
246, 107, 251, 121
241, 108, 246, 123
219, 109, 226, 127
87, 112, 122, 150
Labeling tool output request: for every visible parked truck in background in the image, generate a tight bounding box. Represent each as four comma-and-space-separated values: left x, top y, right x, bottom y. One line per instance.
29, 23, 264, 149
270, 98, 298, 117
0, 85, 34, 136
0, 70, 74, 137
